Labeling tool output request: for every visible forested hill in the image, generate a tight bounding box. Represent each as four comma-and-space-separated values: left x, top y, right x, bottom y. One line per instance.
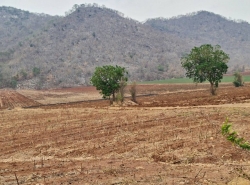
0, 5, 249, 89
145, 11, 250, 71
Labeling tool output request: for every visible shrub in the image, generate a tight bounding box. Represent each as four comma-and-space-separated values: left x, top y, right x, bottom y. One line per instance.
221, 118, 250, 150
158, 65, 164, 72
33, 67, 41, 77
10, 77, 17, 89
233, 72, 244, 87
117, 77, 127, 103
129, 81, 137, 103
21, 70, 28, 79
115, 92, 123, 104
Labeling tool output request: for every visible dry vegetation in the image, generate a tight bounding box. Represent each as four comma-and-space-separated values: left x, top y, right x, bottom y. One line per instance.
1, 5, 250, 89
0, 84, 250, 184
146, 11, 250, 72
17, 86, 101, 105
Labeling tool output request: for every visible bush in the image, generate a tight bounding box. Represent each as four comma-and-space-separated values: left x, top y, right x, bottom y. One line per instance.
10, 78, 17, 89
115, 77, 127, 104
221, 118, 250, 150
115, 92, 123, 104
233, 72, 244, 87
158, 65, 164, 72
129, 81, 137, 103
117, 77, 127, 103
33, 67, 41, 77
21, 70, 28, 79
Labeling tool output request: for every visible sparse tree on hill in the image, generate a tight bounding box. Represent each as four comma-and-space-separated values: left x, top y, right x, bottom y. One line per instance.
33, 67, 40, 77
181, 44, 229, 95
90, 65, 128, 104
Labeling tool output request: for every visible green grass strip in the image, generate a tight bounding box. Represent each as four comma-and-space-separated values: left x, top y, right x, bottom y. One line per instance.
140, 75, 250, 84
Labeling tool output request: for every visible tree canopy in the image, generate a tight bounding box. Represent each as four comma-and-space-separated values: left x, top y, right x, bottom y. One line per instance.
90, 65, 128, 102
181, 44, 229, 95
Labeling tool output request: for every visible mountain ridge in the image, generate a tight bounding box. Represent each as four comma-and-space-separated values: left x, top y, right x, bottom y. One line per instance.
145, 10, 250, 71
0, 4, 249, 89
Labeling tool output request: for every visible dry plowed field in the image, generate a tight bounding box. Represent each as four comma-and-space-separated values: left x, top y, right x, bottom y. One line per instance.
1, 84, 250, 184
0, 90, 41, 109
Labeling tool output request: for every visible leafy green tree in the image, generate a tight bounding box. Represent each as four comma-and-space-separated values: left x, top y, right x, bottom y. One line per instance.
181, 44, 229, 95
90, 65, 128, 103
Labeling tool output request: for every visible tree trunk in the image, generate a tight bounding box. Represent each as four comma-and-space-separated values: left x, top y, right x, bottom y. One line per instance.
210, 82, 217, 95
112, 92, 115, 104
109, 96, 112, 105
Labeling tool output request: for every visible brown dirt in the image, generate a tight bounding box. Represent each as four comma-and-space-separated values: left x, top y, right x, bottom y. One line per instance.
0, 89, 41, 109
1, 84, 250, 184
17, 86, 101, 105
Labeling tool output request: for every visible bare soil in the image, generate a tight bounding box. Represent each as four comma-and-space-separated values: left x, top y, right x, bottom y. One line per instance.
0, 83, 250, 184
0, 89, 41, 109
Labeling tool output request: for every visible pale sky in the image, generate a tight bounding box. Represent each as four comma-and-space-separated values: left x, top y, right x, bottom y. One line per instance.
0, 0, 250, 23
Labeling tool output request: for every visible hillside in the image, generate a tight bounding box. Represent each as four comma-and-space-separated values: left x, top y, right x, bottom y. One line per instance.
0, 6, 58, 88
0, 6, 56, 58
0, 5, 250, 89
1, 4, 191, 89
145, 11, 250, 71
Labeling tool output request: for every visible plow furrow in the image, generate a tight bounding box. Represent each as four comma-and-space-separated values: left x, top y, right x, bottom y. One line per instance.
0, 90, 41, 109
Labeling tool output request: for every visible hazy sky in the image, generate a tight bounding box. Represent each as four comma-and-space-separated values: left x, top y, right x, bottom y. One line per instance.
0, 0, 250, 23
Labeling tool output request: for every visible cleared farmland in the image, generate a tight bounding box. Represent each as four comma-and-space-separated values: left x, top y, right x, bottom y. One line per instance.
0, 90, 41, 109
0, 84, 250, 184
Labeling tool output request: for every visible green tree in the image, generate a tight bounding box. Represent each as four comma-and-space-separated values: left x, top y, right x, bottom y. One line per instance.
181, 44, 229, 95
90, 65, 128, 103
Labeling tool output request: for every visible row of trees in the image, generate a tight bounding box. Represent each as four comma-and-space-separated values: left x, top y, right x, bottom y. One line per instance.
91, 44, 244, 104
